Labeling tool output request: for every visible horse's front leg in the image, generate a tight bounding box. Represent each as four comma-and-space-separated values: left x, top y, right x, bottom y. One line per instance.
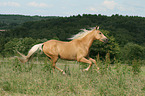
89, 58, 99, 71
77, 57, 92, 71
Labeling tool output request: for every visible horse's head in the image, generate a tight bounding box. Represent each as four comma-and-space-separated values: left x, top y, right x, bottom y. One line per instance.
94, 26, 108, 43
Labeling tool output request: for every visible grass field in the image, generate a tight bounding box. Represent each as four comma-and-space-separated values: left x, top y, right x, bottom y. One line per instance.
0, 57, 145, 96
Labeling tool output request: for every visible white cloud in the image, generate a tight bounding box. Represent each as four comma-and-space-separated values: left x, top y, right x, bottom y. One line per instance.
0, 2, 20, 7
87, 0, 117, 12
28, 2, 48, 7
89, 7, 98, 12
103, 0, 117, 10
88, 7, 107, 12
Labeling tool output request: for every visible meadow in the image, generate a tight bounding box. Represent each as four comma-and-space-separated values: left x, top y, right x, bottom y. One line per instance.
0, 57, 145, 96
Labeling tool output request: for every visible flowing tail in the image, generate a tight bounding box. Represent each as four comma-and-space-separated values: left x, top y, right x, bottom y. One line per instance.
16, 43, 43, 63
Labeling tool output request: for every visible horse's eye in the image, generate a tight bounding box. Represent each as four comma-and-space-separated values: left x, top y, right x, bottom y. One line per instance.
99, 33, 101, 35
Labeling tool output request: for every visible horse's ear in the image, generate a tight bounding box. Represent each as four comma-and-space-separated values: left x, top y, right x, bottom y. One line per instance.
96, 26, 99, 30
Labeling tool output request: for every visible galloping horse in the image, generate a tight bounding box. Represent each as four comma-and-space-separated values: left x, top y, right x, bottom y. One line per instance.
16, 26, 108, 74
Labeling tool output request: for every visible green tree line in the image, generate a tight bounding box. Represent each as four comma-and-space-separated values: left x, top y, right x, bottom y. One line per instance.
0, 14, 58, 29
2, 14, 145, 45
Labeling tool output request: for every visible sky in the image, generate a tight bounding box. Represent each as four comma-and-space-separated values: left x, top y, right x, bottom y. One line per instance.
0, 0, 145, 17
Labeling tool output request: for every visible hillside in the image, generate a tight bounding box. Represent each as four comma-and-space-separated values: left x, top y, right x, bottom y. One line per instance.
0, 14, 58, 29
2, 14, 145, 46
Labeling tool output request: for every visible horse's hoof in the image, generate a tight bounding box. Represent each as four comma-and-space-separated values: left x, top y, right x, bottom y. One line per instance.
62, 71, 66, 75
83, 69, 89, 71
96, 69, 100, 73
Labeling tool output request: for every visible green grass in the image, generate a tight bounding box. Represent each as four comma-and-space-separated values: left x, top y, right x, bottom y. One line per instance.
0, 57, 145, 96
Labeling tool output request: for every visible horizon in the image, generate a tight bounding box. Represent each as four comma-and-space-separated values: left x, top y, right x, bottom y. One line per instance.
0, 0, 145, 17
0, 13, 144, 18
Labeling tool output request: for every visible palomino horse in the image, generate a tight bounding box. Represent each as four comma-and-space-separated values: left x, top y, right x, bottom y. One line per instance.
16, 26, 108, 74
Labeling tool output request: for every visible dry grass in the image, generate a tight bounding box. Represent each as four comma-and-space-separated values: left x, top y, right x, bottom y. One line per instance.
0, 57, 145, 96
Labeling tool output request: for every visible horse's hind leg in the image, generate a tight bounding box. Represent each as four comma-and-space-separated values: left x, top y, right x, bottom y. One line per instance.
44, 52, 65, 74
52, 56, 65, 74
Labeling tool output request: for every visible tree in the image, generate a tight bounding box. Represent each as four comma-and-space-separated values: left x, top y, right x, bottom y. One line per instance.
3, 37, 47, 56
120, 43, 145, 62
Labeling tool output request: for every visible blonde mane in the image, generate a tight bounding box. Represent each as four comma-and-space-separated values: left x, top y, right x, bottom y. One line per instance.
69, 27, 95, 40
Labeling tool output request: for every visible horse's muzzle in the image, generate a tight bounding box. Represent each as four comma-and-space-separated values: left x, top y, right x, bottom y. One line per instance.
103, 38, 109, 43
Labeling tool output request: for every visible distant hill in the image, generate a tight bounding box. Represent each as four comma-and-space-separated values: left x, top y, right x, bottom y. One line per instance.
0, 14, 58, 29
1, 14, 145, 47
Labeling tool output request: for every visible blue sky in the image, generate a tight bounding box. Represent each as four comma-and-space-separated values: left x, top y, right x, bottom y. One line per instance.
0, 0, 145, 17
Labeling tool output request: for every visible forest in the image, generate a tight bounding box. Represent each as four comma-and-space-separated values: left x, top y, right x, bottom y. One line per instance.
0, 14, 58, 29
0, 14, 145, 63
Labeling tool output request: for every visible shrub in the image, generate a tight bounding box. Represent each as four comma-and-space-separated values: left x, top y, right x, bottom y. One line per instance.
3, 37, 47, 56
120, 43, 144, 63
132, 59, 141, 75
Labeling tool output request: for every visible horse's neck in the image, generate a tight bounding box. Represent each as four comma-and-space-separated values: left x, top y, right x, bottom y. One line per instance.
81, 32, 95, 49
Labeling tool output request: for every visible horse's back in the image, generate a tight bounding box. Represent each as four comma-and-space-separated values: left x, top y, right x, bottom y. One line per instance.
43, 40, 78, 60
